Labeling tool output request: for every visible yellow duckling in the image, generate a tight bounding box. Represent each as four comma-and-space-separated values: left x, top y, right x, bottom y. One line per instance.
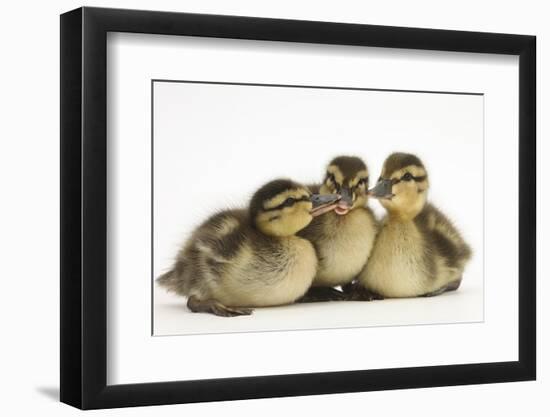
353, 152, 471, 299
298, 156, 378, 301
157, 179, 340, 316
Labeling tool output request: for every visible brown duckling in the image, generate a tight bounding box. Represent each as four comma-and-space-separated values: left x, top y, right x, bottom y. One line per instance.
157, 179, 340, 316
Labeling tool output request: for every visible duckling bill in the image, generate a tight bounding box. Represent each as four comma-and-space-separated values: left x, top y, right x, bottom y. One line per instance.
352, 152, 472, 300
157, 179, 340, 317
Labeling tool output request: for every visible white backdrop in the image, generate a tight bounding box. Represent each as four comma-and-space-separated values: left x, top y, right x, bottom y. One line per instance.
0, 1, 546, 416
153, 80, 484, 335
109, 32, 515, 385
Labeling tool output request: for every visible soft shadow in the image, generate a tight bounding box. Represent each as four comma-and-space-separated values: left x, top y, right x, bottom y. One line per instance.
36, 386, 59, 401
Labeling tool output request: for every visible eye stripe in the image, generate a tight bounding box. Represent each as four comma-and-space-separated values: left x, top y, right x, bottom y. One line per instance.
325, 173, 337, 185
263, 195, 310, 212
356, 177, 369, 187
387, 174, 427, 184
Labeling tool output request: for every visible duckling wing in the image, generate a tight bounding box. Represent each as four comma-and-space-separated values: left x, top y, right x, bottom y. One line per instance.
193, 209, 248, 265
157, 210, 248, 296
418, 204, 472, 267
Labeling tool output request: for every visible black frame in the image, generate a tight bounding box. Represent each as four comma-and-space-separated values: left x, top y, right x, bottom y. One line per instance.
60, 6, 536, 410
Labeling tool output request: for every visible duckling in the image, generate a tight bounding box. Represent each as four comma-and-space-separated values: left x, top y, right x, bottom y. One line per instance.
352, 152, 472, 300
156, 179, 341, 317
298, 156, 378, 301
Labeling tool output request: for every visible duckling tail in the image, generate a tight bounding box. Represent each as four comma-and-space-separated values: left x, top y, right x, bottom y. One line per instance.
156, 270, 175, 288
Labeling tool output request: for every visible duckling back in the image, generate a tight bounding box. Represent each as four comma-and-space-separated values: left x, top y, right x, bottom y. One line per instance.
415, 204, 472, 282
157, 210, 246, 298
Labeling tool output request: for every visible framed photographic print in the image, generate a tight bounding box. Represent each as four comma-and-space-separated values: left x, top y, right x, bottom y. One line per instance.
60, 6, 536, 409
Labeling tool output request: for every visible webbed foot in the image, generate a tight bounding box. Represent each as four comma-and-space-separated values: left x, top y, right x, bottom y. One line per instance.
341, 281, 356, 296
187, 296, 253, 317
345, 283, 385, 301
297, 287, 346, 302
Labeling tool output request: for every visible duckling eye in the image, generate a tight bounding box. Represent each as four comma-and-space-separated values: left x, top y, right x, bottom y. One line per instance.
402, 172, 413, 181
282, 197, 295, 207
357, 177, 368, 187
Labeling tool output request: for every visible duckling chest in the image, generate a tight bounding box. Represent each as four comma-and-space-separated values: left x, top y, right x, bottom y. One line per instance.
227, 237, 318, 306
362, 221, 428, 296
312, 209, 377, 286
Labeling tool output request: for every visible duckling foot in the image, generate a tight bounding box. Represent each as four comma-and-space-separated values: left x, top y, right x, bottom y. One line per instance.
187, 296, 253, 317
422, 278, 462, 297
346, 284, 384, 301
341, 281, 356, 296
297, 287, 346, 303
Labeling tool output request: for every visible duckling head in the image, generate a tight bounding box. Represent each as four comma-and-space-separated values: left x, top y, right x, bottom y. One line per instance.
320, 156, 370, 216
369, 152, 429, 221
251, 179, 341, 237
